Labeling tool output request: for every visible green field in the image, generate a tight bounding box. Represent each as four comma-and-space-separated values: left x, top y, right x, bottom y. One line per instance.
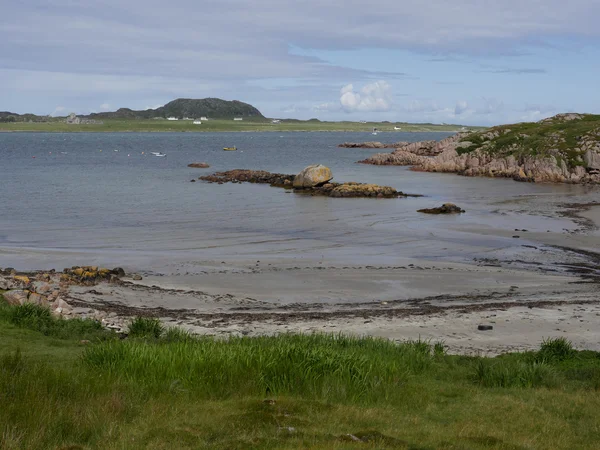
1, 294, 600, 449
0, 118, 482, 133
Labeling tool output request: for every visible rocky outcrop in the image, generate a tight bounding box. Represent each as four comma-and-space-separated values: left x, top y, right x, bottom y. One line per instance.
418, 203, 465, 214
188, 162, 210, 168
584, 149, 600, 171
358, 135, 466, 166
293, 165, 333, 188
199, 169, 407, 198
358, 151, 427, 166
339, 142, 408, 149
61, 266, 124, 286
199, 170, 295, 187
0, 266, 134, 326
357, 115, 600, 184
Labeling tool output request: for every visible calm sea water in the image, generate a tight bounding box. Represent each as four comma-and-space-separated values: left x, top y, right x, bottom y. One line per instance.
0, 132, 596, 272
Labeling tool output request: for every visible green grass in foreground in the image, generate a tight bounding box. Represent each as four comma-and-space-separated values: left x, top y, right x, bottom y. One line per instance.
1, 299, 600, 449
0, 118, 483, 133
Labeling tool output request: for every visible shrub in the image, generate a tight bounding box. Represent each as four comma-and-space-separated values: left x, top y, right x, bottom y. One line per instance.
3, 303, 110, 340
537, 337, 576, 362
473, 359, 558, 388
127, 317, 165, 339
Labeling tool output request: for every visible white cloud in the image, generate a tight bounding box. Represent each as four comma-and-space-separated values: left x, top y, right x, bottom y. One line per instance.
49, 105, 66, 116
477, 97, 504, 115
99, 103, 111, 110
454, 101, 469, 115
339, 81, 392, 113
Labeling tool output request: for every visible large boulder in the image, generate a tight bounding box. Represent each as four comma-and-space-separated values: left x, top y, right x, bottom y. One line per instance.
293, 165, 333, 188
584, 150, 600, 170
3, 290, 30, 306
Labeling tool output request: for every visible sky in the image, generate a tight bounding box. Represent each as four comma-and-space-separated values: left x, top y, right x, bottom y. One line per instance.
2, 0, 600, 125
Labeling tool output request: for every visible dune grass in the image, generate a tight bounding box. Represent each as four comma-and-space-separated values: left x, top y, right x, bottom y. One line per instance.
1, 297, 600, 449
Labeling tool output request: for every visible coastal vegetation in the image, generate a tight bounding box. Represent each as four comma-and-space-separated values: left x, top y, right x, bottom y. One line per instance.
359, 114, 600, 184
455, 113, 600, 169
0, 117, 475, 133
2, 294, 600, 449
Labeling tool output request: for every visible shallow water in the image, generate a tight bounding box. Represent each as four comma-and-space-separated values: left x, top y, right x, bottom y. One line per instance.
1, 131, 598, 272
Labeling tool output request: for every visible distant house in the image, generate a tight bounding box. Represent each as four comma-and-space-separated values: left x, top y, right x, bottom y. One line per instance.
233, 117, 243, 121
182, 117, 192, 121
193, 120, 202, 125
200, 116, 208, 121
66, 113, 81, 125
167, 117, 178, 121
271, 119, 281, 124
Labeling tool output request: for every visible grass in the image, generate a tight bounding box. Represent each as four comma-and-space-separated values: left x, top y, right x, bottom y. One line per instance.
0, 118, 483, 133
1, 295, 600, 449
457, 113, 600, 168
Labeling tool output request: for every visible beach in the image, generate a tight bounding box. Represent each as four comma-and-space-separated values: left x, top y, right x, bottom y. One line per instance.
1, 131, 599, 355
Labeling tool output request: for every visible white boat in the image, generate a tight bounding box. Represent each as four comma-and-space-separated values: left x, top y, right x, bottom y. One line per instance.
372, 127, 378, 136
152, 152, 166, 157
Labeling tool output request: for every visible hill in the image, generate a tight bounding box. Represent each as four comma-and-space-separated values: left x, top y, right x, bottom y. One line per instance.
87, 98, 264, 120
359, 113, 600, 184
0, 111, 53, 123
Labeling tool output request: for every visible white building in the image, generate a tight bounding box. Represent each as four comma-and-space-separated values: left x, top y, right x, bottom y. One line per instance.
272, 119, 281, 124
193, 120, 202, 125
200, 116, 208, 121
233, 117, 243, 121
167, 117, 178, 121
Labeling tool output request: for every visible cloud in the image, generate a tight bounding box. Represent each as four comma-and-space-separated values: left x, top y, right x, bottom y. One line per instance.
99, 103, 111, 110
339, 81, 392, 113
476, 97, 504, 115
454, 101, 469, 115
403, 99, 444, 114
49, 105, 65, 116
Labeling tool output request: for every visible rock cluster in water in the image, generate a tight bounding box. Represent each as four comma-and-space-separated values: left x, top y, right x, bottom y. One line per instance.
188, 162, 210, 168
417, 203, 465, 214
198, 167, 406, 198
339, 141, 409, 149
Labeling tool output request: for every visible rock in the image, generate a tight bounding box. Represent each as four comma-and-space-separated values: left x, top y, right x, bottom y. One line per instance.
132, 274, 143, 281
201, 169, 406, 198
32, 282, 52, 294
418, 203, 465, 214
584, 150, 600, 170
292, 164, 333, 188
3, 290, 30, 306
13, 275, 31, 286
112, 267, 126, 277
478, 325, 494, 331
188, 162, 210, 168
0, 276, 10, 290
27, 293, 48, 306
338, 141, 408, 149
52, 298, 72, 316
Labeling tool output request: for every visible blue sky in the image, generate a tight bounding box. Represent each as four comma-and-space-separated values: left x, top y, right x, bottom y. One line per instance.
2, 0, 600, 125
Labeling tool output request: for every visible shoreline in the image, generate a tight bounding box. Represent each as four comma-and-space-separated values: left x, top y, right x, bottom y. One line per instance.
3, 236, 599, 356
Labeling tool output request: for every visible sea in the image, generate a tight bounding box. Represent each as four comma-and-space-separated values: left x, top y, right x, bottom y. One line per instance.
0, 131, 597, 273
